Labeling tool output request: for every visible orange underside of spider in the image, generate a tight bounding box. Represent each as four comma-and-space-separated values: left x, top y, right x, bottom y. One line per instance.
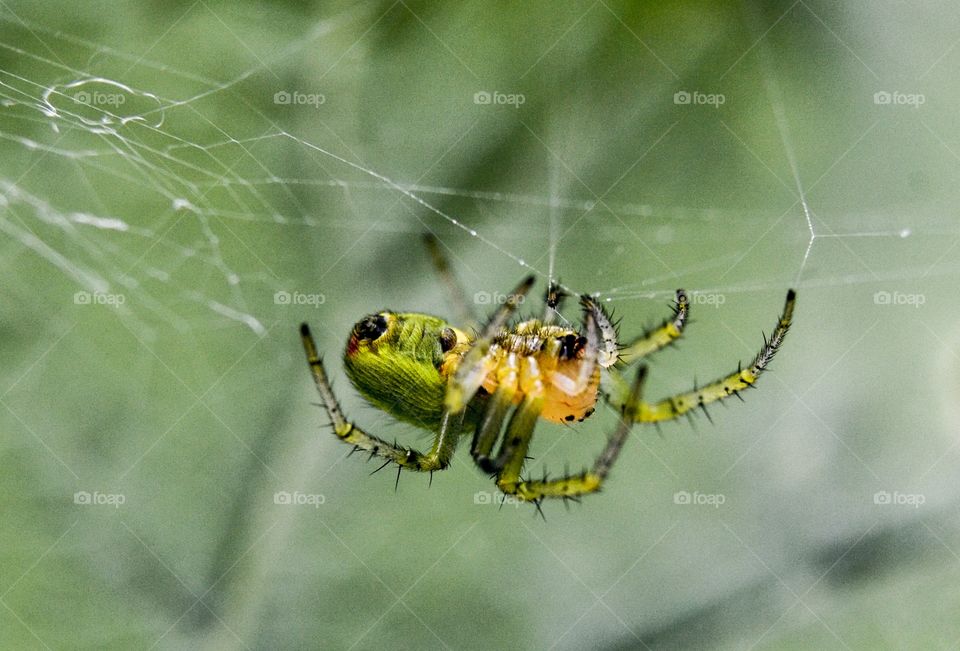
472, 327, 601, 425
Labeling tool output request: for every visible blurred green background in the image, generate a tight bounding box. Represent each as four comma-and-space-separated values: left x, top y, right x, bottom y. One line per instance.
2, 1, 959, 649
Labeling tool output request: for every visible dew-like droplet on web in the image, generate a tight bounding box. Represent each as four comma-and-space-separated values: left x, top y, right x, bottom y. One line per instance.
900, 228, 911, 238
173, 198, 197, 212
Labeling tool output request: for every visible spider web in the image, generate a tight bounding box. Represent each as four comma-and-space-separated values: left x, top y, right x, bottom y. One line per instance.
2, 6, 944, 346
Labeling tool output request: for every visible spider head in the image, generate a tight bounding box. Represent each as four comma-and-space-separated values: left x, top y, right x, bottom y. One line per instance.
342, 312, 469, 429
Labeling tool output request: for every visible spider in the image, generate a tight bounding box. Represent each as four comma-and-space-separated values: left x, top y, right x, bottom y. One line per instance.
300, 237, 796, 506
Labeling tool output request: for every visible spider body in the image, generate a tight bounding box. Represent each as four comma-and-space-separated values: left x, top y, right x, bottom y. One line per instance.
477, 320, 601, 425
341, 312, 470, 429
343, 312, 601, 428
301, 240, 796, 505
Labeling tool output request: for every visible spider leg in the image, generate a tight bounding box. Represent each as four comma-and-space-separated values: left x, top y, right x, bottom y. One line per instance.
471, 385, 514, 472
579, 295, 622, 368
470, 351, 521, 472
301, 324, 460, 471
618, 289, 689, 364
445, 275, 534, 412
572, 308, 600, 393
623, 289, 796, 423
498, 365, 648, 501
494, 395, 545, 496
423, 234, 475, 327
542, 281, 567, 324
546, 301, 601, 400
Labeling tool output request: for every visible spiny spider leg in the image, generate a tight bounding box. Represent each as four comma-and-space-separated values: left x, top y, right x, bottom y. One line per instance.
498, 365, 648, 501
593, 366, 647, 480
446, 275, 534, 412
623, 289, 796, 423
301, 324, 460, 471
619, 289, 690, 363
571, 309, 600, 394
422, 234, 475, 327
471, 385, 515, 473
552, 303, 600, 398
472, 349, 525, 473
542, 281, 567, 324
494, 395, 545, 496
476, 275, 536, 339
579, 295, 621, 368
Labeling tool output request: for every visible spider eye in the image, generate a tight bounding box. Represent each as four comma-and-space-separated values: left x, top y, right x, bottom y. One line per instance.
355, 314, 388, 341
439, 327, 457, 352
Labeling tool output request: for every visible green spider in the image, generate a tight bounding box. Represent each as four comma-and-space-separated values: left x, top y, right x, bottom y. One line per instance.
300, 237, 796, 506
